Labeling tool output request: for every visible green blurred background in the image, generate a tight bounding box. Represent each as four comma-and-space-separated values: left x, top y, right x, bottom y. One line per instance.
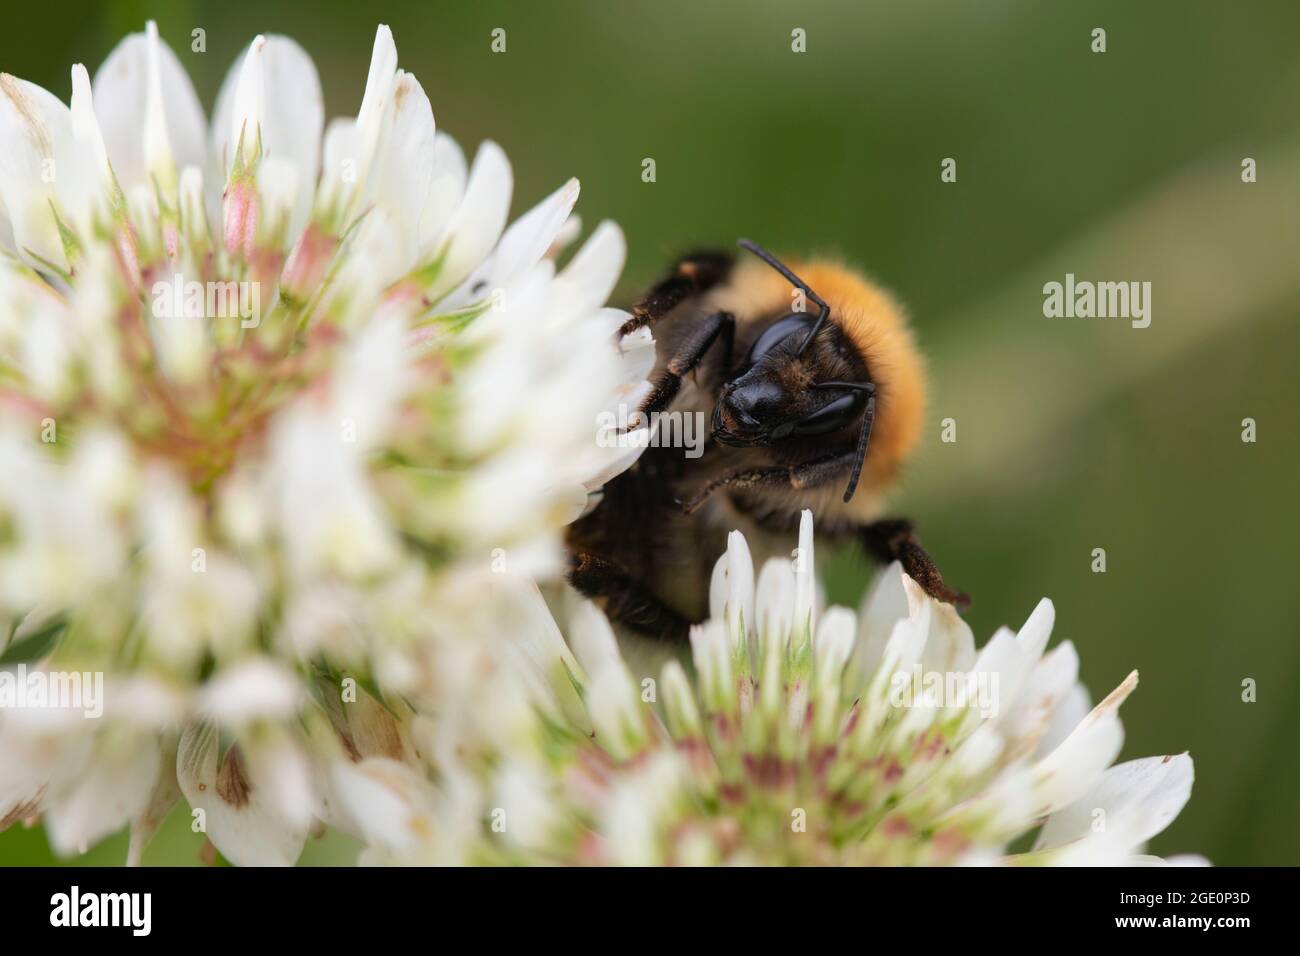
2, 0, 1297, 865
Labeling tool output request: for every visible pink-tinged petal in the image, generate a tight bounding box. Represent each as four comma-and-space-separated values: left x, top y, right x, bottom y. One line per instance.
211, 34, 322, 241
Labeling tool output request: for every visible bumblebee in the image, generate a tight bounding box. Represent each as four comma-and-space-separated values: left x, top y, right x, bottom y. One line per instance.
567, 239, 966, 640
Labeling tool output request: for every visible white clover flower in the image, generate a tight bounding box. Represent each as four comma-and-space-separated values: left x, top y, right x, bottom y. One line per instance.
345, 512, 1205, 866
0, 22, 646, 864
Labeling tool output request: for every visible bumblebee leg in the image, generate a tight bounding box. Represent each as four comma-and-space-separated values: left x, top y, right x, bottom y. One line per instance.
861, 518, 970, 610
616, 250, 734, 341
634, 311, 734, 423
677, 452, 971, 610
680, 452, 853, 513
568, 551, 691, 641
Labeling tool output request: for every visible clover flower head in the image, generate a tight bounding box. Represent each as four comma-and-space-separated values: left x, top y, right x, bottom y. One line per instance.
0, 22, 647, 864
359, 511, 1204, 867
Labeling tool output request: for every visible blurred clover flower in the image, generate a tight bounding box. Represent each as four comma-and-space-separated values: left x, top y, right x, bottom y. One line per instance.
353, 513, 1204, 866
0, 23, 650, 863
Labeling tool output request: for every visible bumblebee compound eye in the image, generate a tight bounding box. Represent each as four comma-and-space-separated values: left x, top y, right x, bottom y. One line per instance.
736, 239, 831, 357
744, 313, 815, 367
791, 388, 867, 437
809, 381, 877, 502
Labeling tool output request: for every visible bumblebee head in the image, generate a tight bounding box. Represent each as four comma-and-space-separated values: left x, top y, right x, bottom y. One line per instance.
712, 310, 872, 447
711, 241, 879, 502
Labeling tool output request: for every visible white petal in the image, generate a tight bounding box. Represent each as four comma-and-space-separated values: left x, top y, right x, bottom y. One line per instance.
331, 308, 410, 449
1037, 681, 1091, 758
877, 594, 931, 676
1016, 598, 1054, 664
489, 574, 582, 682
724, 530, 755, 641
327, 756, 435, 850
415, 131, 468, 252
447, 176, 579, 306
556, 220, 625, 313
212, 35, 265, 171
812, 606, 857, 723
660, 659, 703, 738
567, 600, 622, 677
689, 619, 733, 711
494, 763, 560, 852
0, 74, 76, 270
268, 411, 400, 581
849, 561, 910, 683
45, 735, 161, 856
353, 25, 399, 181
360, 69, 437, 279
1135, 853, 1211, 867
424, 140, 512, 302
176, 723, 306, 866
1000, 640, 1079, 752
814, 606, 856, 668
581, 440, 648, 494
966, 598, 1056, 724
755, 556, 795, 651
126, 734, 181, 865
708, 550, 728, 623
792, 509, 816, 639
197, 659, 301, 725
601, 753, 681, 865
1029, 670, 1137, 814
69, 66, 114, 213
243, 729, 315, 830
320, 115, 358, 203
0, 196, 14, 253
1036, 753, 1195, 851
92, 22, 206, 194
211, 35, 322, 239
920, 597, 976, 676
584, 662, 645, 760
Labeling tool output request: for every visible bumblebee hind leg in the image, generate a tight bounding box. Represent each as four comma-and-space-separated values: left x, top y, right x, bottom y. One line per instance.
861, 518, 970, 610
568, 551, 691, 641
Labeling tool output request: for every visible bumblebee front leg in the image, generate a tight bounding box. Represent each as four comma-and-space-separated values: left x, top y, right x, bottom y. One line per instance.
635, 311, 734, 422
678, 451, 970, 609
680, 451, 854, 513
616, 250, 734, 341
860, 519, 970, 610
567, 551, 691, 641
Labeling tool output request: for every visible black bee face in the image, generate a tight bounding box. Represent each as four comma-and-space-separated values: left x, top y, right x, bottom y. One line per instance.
712, 367, 791, 446
712, 312, 870, 447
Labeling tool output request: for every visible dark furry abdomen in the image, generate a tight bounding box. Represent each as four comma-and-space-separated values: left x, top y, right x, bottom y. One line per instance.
567, 442, 729, 624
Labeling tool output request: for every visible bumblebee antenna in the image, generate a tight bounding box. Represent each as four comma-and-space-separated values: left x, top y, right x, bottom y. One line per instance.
737, 239, 829, 356
812, 381, 876, 502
